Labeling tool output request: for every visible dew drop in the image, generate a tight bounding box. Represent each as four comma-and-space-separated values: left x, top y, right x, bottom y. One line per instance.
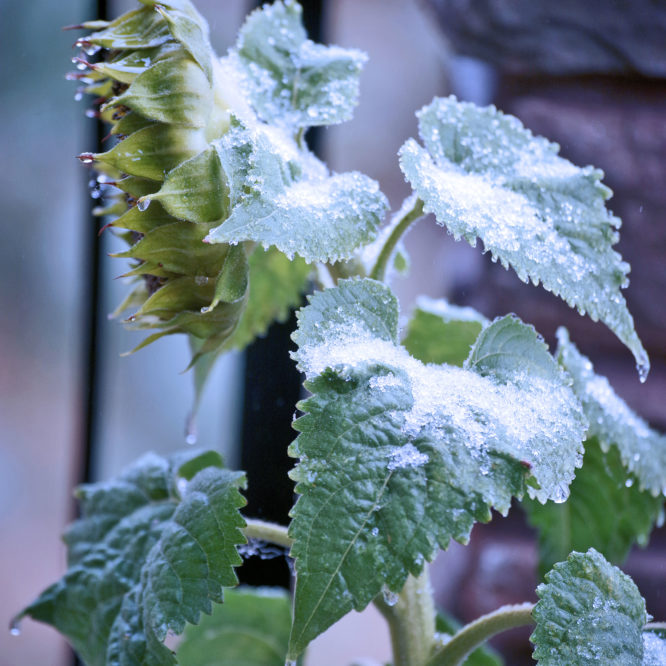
185, 413, 197, 445
78, 153, 95, 164
9, 620, 21, 637
382, 585, 399, 607
625, 478, 634, 488
137, 197, 151, 212
637, 357, 650, 383
85, 108, 98, 119
74, 91, 83, 102
200, 306, 211, 314
194, 275, 209, 286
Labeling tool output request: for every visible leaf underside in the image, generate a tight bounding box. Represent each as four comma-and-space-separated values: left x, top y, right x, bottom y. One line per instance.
399, 95, 648, 377
286, 278, 585, 658
19, 451, 247, 666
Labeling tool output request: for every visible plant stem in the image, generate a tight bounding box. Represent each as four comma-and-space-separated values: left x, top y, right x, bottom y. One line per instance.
369, 195, 424, 282
243, 518, 293, 549
374, 569, 437, 666
427, 602, 535, 666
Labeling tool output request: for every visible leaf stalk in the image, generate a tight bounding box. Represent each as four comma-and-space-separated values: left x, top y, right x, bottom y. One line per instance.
243, 518, 293, 549
426, 602, 535, 666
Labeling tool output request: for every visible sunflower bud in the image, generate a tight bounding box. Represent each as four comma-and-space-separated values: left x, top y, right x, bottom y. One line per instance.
72, 0, 250, 359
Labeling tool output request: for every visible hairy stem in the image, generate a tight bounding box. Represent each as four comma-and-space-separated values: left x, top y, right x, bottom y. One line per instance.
243, 518, 293, 549
427, 602, 535, 666
370, 195, 424, 282
374, 569, 437, 666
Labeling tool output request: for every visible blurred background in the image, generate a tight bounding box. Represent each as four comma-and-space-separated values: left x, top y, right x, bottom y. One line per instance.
1, 0, 664, 664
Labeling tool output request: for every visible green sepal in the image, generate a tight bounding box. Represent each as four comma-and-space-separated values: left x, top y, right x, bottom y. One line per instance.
112, 200, 175, 233
86, 7, 172, 50
113, 221, 229, 276
531, 549, 647, 665
148, 145, 228, 222
113, 52, 212, 128
208, 244, 249, 310
94, 124, 206, 181
17, 451, 247, 666
402, 297, 488, 366
114, 175, 162, 198
93, 46, 176, 85
111, 110, 157, 136
157, 6, 213, 84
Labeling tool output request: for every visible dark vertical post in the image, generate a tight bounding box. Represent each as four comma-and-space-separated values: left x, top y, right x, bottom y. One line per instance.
238, 0, 326, 587
74, 5, 107, 666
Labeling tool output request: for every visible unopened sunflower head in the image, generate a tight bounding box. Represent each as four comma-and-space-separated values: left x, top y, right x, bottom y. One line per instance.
71, 0, 388, 366
71, 0, 252, 359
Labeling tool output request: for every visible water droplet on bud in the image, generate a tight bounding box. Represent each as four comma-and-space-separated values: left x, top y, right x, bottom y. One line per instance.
9, 620, 21, 637
137, 198, 151, 212
382, 585, 399, 607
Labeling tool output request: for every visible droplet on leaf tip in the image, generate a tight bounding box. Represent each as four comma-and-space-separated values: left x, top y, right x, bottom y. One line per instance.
137, 198, 151, 212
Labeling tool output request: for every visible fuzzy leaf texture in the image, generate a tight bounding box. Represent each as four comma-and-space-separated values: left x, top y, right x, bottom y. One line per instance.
286, 279, 586, 658
399, 96, 649, 378
234, 0, 367, 128
204, 119, 388, 262
177, 588, 293, 665
531, 549, 649, 664
17, 451, 247, 666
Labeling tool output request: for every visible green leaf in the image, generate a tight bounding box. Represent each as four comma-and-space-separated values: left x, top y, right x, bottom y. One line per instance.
147, 145, 229, 223
226, 245, 311, 351
531, 549, 647, 664
556, 328, 666, 496
287, 279, 585, 657
206, 121, 387, 262
94, 124, 206, 181
18, 451, 247, 666
177, 587, 292, 665
435, 612, 503, 666
402, 297, 488, 366
399, 96, 649, 377
114, 52, 212, 128
235, 0, 366, 128
525, 438, 664, 578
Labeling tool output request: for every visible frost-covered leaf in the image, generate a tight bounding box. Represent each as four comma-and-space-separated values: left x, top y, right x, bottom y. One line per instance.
525, 438, 664, 578
86, 7, 172, 50
642, 632, 666, 666
399, 96, 648, 377
286, 279, 585, 657
532, 549, 647, 664
235, 0, 366, 128
205, 121, 387, 262
18, 451, 247, 666
177, 587, 292, 665
557, 328, 666, 496
403, 297, 488, 366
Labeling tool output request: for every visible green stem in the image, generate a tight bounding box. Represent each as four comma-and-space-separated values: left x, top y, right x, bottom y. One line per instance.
645, 622, 666, 631
374, 570, 437, 666
243, 518, 293, 550
369, 195, 425, 282
427, 602, 535, 666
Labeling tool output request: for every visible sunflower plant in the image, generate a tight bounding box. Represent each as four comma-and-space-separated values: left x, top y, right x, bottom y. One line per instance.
15, 1, 666, 664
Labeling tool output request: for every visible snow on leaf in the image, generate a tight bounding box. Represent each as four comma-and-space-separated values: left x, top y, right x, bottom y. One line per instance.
286, 279, 585, 658
532, 549, 647, 665
557, 328, 666, 496
399, 96, 649, 378
234, 0, 366, 128
18, 451, 247, 666
205, 120, 387, 262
